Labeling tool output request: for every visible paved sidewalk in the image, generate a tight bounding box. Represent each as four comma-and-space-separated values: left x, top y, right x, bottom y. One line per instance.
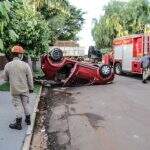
0, 91, 37, 150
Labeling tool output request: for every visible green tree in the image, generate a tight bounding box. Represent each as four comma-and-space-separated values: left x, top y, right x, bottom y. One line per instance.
92, 0, 150, 50
1, 0, 50, 58
0, 0, 84, 58
58, 6, 84, 41
0, 0, 11, 51
29, 0, 70, 14
32, 0, 84, 44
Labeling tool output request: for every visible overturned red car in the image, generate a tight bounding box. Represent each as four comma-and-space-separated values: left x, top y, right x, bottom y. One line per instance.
41, 48, 114, 86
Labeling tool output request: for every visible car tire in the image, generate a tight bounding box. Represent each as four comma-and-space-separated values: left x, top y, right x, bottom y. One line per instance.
49, 48, 63, 62
114, 63, 122, 75
100, 64, 111, 78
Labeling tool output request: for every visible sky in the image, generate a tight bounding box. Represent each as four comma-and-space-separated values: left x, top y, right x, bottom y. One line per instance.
69, 0, 110, 53
69, 0, 129, 54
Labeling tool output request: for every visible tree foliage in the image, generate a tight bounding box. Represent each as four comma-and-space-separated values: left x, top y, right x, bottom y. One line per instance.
34, 0, 84, 44
57, 6, 84, 41
2, 0, 50, 57
0, 0, 84, 58
92, 0, 150, 50
0, 0, 11, 50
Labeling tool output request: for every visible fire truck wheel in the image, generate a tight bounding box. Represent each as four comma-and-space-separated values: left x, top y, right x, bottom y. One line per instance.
114, 63, 122, 75
100, 64, 111, 78
49, 48, 63, 62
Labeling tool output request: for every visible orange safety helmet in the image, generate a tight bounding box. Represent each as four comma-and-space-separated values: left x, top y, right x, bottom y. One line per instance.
11, 45, 25, 54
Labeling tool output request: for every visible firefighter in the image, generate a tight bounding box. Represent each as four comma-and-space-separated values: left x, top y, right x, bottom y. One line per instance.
4, 46, 34, 130
140, 54, 150, 83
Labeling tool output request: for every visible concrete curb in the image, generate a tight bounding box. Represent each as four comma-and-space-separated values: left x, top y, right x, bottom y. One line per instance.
22, 86, 42, 150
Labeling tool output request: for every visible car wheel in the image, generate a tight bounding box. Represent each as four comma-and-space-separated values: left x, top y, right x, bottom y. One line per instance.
114, 63, 122, 75
100, 64, 111, 78
49, 48, 63, 62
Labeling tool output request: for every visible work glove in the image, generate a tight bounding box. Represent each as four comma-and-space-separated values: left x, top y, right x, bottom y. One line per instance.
29, 90, 33, 93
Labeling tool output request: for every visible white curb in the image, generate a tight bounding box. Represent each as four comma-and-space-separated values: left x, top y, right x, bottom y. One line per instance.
22, 86, 42, 150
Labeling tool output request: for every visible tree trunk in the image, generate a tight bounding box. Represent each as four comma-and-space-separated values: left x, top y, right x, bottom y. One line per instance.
32, 60, 37, 72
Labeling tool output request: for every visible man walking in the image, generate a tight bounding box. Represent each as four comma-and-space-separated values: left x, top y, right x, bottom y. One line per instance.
4, 46, 34, 130
140, 54, 150, 83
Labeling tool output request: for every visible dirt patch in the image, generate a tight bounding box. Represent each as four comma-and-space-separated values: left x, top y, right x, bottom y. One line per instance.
50, 88, 76, 106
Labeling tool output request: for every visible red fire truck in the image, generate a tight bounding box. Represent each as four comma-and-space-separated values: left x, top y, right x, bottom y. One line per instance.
103, 34, 150, 75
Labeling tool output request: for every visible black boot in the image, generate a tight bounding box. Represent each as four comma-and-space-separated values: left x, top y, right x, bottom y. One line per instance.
9, 118, 22, 130
25, 115, 31, 125
142, 80, 147, 84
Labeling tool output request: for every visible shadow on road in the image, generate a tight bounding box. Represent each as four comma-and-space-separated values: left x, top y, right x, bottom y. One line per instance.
120, 73, 143, 81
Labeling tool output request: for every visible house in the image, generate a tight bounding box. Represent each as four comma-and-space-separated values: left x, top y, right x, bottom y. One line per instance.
50, 40, 85, 57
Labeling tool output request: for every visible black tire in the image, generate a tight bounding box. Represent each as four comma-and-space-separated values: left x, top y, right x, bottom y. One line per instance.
114, 63, 122, 75
49, 48, 63, 62
99, 64, 112, 78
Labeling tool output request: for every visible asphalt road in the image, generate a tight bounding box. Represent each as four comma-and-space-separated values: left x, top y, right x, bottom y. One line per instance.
48, 75, 150, 150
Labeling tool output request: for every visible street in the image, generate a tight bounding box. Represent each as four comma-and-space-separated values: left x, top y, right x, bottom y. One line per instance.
45, 75, 150, 150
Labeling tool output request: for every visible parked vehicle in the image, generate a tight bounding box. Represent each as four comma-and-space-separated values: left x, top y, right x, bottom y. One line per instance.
103, 34, 150, 75
41, 48, 114, 86
88, 46, 102, 63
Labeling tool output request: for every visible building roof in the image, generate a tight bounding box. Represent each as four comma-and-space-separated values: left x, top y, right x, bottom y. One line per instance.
54, 40, 79, 47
